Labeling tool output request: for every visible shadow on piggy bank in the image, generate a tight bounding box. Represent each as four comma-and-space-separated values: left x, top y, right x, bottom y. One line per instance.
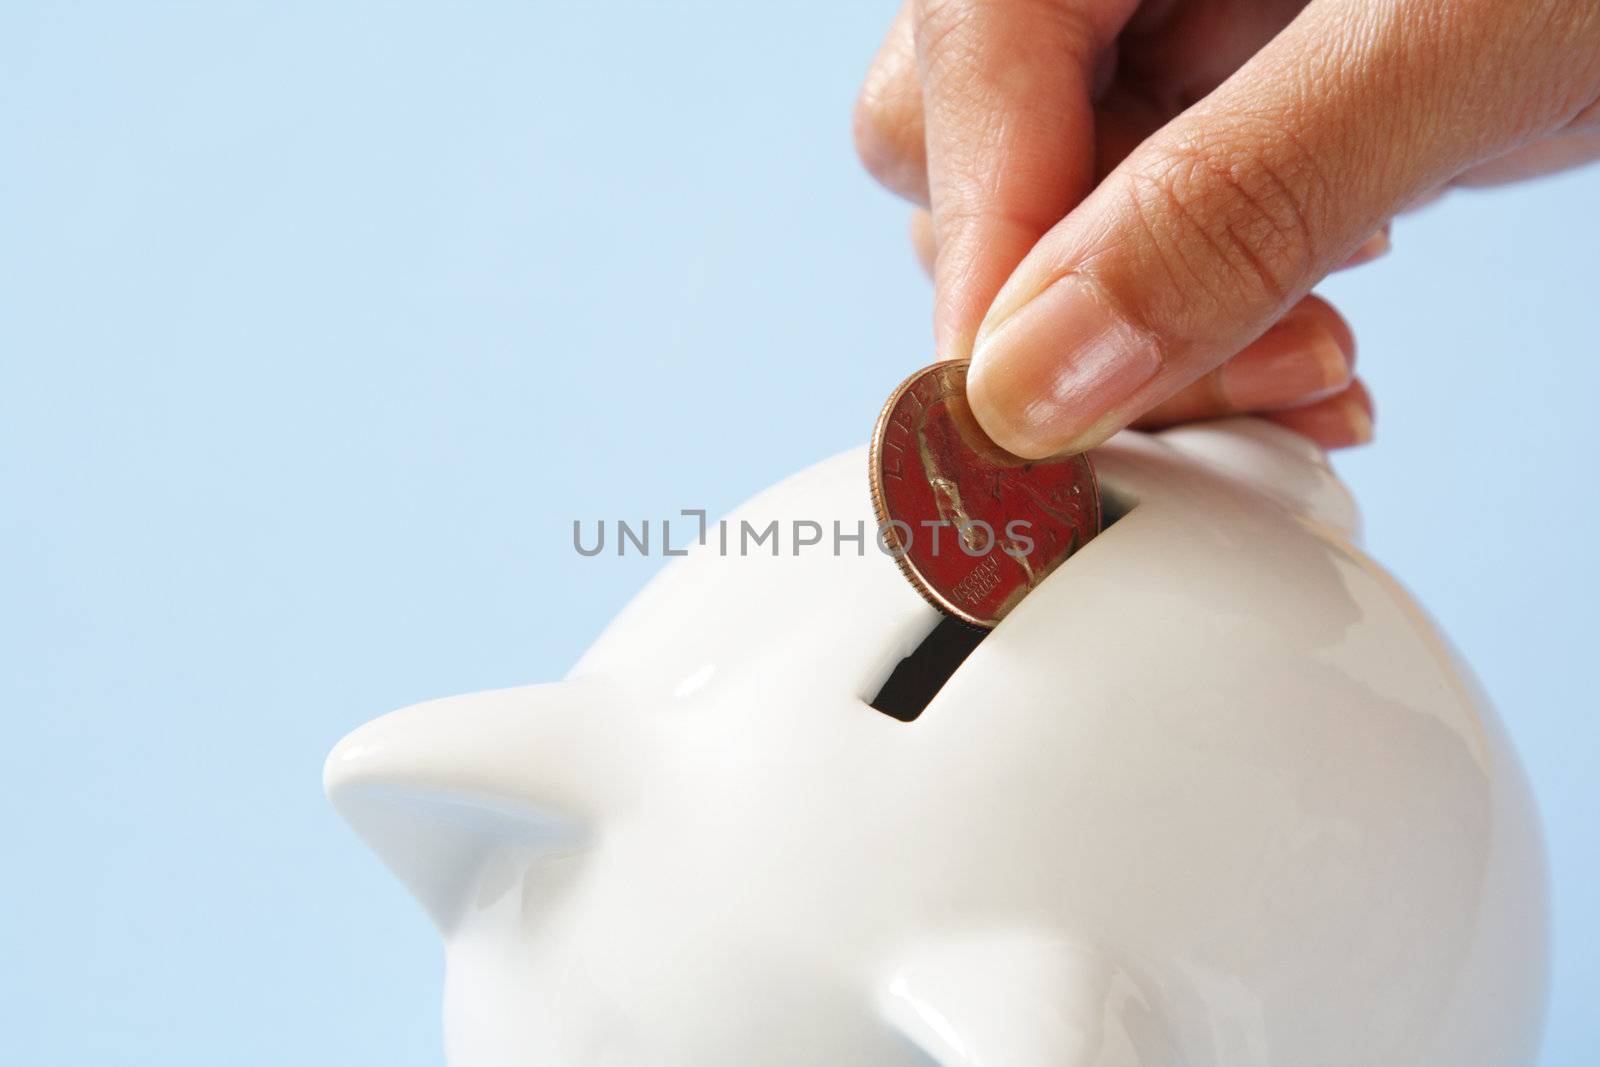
325, 418, 1547, 1066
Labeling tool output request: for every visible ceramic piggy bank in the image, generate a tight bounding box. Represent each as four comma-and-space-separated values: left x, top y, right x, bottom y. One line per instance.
326, 419, 1547, 1066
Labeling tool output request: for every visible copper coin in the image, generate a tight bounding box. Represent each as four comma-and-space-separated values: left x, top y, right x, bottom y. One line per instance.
868, 360, 1101, 628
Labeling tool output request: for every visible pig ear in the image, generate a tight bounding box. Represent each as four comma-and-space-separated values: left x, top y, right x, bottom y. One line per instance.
324, 680, 648, 933
1157, 416, 1361, 540
879, 931, 1175, 1067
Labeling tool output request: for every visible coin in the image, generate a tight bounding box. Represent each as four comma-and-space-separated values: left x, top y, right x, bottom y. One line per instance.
869, 360, 1102, 628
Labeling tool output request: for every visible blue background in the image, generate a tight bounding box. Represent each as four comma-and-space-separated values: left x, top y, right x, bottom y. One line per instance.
1, 2, 1594, 1063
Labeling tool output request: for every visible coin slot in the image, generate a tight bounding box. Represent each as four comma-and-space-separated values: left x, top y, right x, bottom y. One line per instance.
868, 616, 986, 723
1099, 482, 1137, 527
868, 480, 1136, 723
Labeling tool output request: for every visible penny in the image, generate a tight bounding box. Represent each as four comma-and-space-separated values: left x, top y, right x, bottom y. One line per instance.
868, 360, 1101, 628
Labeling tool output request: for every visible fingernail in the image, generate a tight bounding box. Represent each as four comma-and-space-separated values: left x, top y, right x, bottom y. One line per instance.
1266, 377, 1375, 449
1341, 379, 1376, 445
1339, 228, 1391, 270
1343, 396, 1375, 445
1219, 320, 1351, 410
968, 278, 1161, 458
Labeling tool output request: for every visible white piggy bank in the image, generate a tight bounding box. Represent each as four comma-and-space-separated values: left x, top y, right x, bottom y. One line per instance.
326, 419, 1547, 1066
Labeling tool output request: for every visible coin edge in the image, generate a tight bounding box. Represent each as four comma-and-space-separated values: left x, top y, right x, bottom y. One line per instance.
867, 359, 997, 630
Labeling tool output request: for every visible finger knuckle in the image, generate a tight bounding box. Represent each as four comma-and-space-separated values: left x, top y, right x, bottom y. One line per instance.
851, 87, 896, 171
1515, 0, 1600, 131
852, 83, 924, 196
1121, 120, 1329, 328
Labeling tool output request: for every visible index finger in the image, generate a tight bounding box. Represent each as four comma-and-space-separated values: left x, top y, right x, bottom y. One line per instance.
913, 0, 1137, 359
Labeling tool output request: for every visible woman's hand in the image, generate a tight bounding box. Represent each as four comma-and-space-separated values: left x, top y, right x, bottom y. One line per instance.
855, 0, 1600, 455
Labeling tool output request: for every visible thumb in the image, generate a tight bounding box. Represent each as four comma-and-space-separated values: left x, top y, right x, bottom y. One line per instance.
965, 0, 1599, 458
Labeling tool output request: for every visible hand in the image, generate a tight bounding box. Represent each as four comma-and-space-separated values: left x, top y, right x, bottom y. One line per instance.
855, 0, 1600, 455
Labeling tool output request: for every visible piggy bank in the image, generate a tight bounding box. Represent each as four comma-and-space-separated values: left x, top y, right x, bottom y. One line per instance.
325, 419, 1547, 1066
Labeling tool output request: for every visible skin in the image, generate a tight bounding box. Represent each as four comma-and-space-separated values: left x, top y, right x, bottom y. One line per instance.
855, 0, 1600, 455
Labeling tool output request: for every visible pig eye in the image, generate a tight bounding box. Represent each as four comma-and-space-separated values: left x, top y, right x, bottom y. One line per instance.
868, 616, 986, 723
